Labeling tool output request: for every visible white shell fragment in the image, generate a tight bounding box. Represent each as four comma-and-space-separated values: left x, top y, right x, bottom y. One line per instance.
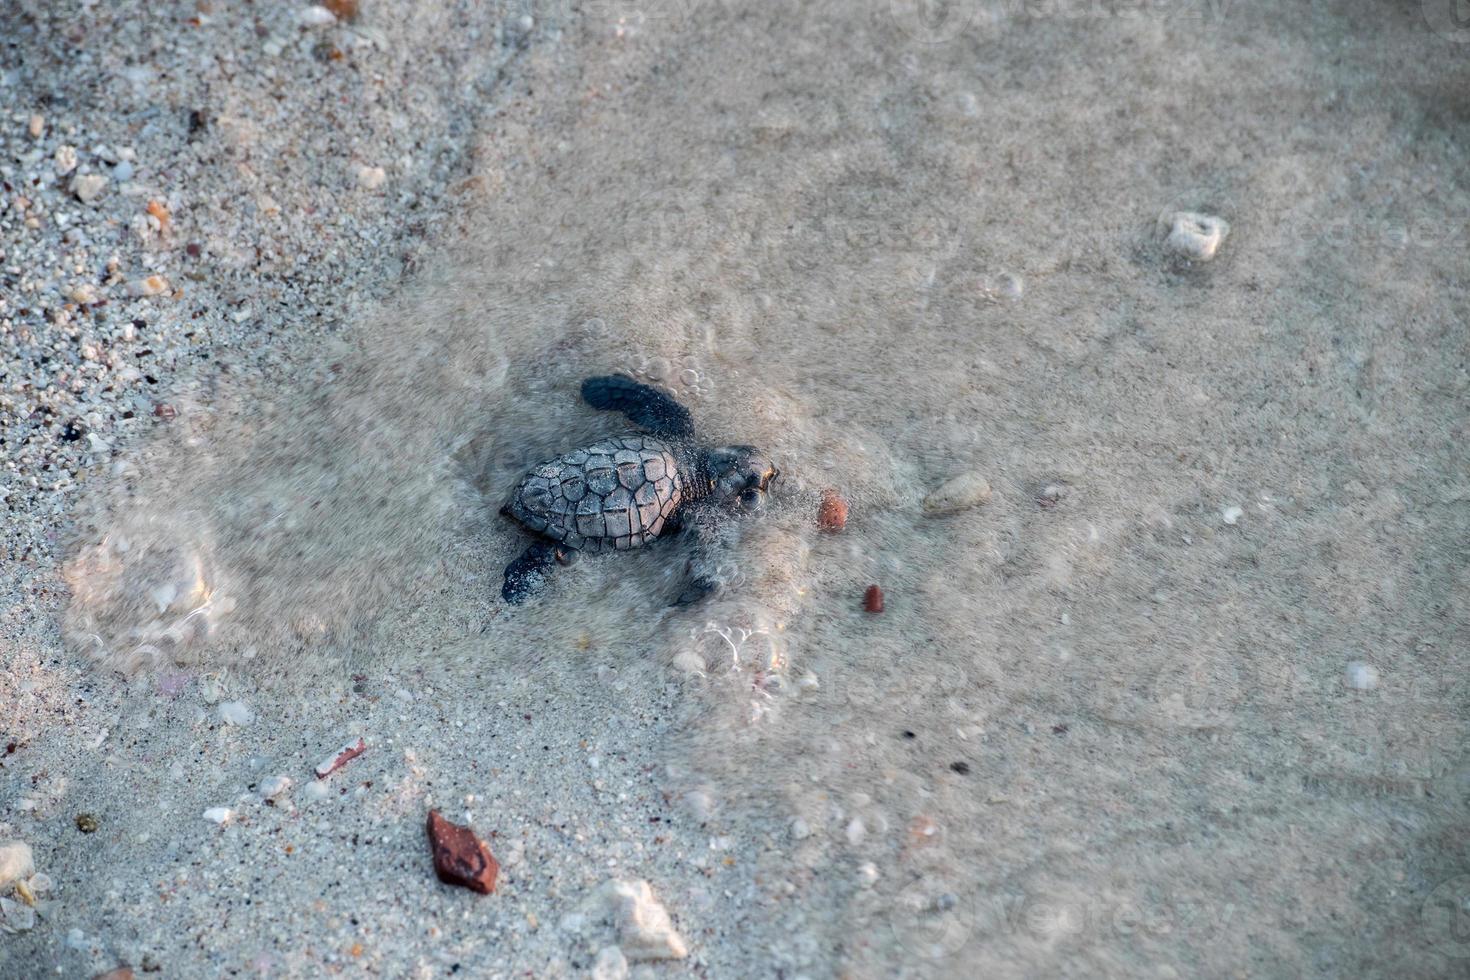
259, 775, 293, 801
922, 472, 992, 515
218, 700, 255, 726
600, 879, 689, 961
1344, 661, 1379, 691
0, 841, 35, 890
1164, 211, 1229, 262
72, 174, 109, 204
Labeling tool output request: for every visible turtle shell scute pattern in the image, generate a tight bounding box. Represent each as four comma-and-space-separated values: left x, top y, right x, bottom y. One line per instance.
507, 435, 683, 553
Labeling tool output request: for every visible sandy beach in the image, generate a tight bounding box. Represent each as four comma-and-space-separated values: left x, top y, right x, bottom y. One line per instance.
3, 1, 1468, 976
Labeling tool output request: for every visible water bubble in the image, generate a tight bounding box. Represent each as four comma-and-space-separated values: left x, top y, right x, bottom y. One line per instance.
980, 272, 1023, 303
679, 368, 701, 387
645, 357, 673, 383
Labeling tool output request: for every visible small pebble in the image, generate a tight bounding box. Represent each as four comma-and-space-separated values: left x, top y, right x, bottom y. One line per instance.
27, 114, 44, 138
863, 585, 884, 613
324, 0, 359, 18
1164, 211, 1229, 262
112, 160, 134, 183
1221, 505, 1243, 526
790, 818, 811, 840
1344, 661, 1379, 691
923, 472, 992, 515
218, 700, 254, 726
426, 809, 499, 894
73, 174, 109, 204
857, 861, 880, 887
202, 807, 233, 825
259, 775, 292, 801
2, 896, 37, 932
75, 813, 99, 833
128, 275, 170, 298
299, 4, 338, 26
592, 946, 629, 980
146, 199, 171, 231
816, 488, 848, 532
356, 165, 387, 190
55, 144, 78, 176
0, 841, 35, 889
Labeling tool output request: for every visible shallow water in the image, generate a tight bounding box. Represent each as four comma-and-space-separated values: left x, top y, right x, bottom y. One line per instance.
49, 2, 1470, 976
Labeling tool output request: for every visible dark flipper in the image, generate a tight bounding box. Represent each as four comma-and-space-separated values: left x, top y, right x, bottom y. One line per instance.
502, 541, 559, 605
581, 375, 694, 440
674, 575, 718, 606
668, 514, 724, 607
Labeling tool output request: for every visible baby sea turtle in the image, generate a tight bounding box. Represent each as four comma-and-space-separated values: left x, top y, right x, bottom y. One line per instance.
500, 375, 778, 605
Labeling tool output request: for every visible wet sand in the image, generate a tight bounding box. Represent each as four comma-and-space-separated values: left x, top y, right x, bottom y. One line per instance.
4, 1, 1469, 976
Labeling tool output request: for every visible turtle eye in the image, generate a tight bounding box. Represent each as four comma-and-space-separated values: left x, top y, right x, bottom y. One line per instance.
739, 488, 762, 508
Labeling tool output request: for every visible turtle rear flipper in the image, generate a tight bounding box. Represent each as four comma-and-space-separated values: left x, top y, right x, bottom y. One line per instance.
581, 375, 694, 440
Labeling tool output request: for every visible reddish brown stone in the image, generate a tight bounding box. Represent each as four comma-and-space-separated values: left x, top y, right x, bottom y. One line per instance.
152, 403, 176, 420
864, 584, 884, 613
92, 968, 134, 980
426, 809, 498, 894
816, 488, 848, 532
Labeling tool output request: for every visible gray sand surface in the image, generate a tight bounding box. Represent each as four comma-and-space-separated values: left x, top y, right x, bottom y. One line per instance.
3, 1, 1468, 977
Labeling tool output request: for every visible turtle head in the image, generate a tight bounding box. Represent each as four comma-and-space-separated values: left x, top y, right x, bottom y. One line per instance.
702, 445, 779, 513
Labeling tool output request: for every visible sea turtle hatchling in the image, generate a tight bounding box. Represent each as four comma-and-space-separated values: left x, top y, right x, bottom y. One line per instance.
499, 374, 779, 605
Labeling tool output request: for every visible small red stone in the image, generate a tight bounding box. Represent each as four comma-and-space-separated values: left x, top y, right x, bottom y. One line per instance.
864, 584, 884, 613
426, 809, 498, 895
152, 403, 176, 420
816, 488, 848, 532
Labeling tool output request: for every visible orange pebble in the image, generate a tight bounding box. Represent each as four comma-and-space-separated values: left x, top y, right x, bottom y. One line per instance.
817, 488, 848, 532
864, 584, 884, 613
146, 199, 170, 232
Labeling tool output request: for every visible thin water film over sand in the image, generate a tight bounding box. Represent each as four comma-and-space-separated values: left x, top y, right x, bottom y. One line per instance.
7, 0, 1470, 976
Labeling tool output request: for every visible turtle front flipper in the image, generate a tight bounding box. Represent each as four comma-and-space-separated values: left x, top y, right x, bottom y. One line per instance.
668, 513, 727, 607
502, 541, 574, 604
673, 575, 718, 606
581, 375, 694, 440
